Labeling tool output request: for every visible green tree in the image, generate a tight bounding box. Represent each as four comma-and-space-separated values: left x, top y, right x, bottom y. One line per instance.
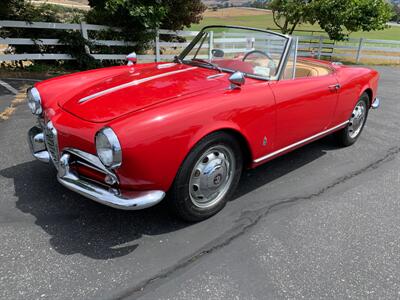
391, 4, 400, 22
270, 0, 393, 40
270, 0, 311, 35
0, 0, 60, 22
86, 0, 167, 49
160, 0, 207, 31
86, 0, 206, 43
312, 0, 393, 40
1, 0, 206, 69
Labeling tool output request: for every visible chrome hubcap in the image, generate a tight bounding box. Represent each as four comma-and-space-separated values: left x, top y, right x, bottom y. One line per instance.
348, 101, 367, 139
189, 145, 235, 208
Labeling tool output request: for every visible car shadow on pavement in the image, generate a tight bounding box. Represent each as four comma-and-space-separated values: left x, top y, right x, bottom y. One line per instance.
0, 162, 187, 260
234, 135, 341, 200
0, 136, 339, 260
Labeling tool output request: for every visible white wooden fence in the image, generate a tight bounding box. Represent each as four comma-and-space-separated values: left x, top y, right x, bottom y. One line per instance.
1, 20, 399, 64
297, 36, 400, 63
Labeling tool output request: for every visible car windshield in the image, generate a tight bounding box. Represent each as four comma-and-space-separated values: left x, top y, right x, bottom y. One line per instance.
178, 26, 291, 80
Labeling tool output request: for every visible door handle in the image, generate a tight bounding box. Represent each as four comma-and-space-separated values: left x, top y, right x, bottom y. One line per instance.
328, 84, 341, 91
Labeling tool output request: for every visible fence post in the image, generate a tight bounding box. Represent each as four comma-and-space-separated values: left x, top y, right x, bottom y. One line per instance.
80, 22, 91, 55
155, 29, 161, 63
246, 37, 255, 51
317, 36, 323, 59
356, 38, 364, 64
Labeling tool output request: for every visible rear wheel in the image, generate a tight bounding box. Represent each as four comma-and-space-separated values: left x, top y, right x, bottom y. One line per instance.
169, 132, 243, 222
335, 93, 369, 147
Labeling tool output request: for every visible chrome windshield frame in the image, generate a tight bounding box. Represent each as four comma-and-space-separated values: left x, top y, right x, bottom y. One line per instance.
178, 25, 293, 81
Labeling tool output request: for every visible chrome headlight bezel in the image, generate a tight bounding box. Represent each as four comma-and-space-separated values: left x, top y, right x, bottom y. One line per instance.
27, 87, 42, 115
95, 127, 122, 169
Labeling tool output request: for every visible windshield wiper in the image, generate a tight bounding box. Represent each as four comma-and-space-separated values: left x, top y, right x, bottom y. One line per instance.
191, 58, 222, 73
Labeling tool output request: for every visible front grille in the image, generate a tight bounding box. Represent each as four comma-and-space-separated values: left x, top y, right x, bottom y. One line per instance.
43, 121, 59, 163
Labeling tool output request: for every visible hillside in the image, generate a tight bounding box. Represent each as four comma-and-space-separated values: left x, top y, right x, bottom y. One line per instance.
31, 0, 400, 8
204, 0, 400, 6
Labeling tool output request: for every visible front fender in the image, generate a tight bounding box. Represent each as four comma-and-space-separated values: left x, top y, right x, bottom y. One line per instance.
112, 112, 256, 192
187, 121, 254, 158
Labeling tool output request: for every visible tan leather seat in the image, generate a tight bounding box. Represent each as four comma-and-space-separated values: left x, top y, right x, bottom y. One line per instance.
283, 61, 331, 79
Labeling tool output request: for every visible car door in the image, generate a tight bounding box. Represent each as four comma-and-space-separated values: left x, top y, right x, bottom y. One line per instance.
269, 73, 340, 151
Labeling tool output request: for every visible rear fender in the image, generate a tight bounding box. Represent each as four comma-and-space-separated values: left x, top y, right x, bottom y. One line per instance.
360, 70, 379, 108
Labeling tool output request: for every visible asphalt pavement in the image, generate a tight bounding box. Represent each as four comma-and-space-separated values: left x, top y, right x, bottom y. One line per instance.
0, 66, 399, 300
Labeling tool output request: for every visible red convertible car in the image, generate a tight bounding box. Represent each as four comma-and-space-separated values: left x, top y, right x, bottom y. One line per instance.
27, 26, 380, 221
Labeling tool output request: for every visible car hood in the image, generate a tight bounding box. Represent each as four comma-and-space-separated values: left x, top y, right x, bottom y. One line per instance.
58, 64, 223, 123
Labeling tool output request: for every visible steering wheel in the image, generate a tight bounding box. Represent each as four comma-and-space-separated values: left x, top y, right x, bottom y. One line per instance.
242, 50, 276, 72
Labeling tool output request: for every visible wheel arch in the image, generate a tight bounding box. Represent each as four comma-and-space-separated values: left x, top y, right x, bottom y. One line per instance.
359, 86, 373, 108
363, 88, 373, 107
218, 128, 253, 168
187, 126, 254, 169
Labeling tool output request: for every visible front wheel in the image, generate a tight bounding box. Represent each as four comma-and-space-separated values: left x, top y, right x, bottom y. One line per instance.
169, 132, 243, 222
335, 93, 369, 147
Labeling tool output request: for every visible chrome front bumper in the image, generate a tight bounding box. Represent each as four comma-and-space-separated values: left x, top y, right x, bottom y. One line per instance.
28, 125, 165, 210
28, 126, 51, 163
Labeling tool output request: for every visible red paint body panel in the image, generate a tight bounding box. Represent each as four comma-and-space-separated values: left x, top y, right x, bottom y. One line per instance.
270, 70, 339, 149
34, 59, 379, 192
111, 78, 276, 190
59, 64, 225, 123
333, 65, 379, 123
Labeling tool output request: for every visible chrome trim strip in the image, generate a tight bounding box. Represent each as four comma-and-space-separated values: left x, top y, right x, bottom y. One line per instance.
207, 73, 226, 80
57, 153, 165, 210
63, 148, 119, 184
253, 121, 349, 164
79, 67, 197, 103
157, 63, 177, 69
44, 121, 59, 163
272, 36, 293, 81
76, 160, 107, 175
291, 37, 298, 80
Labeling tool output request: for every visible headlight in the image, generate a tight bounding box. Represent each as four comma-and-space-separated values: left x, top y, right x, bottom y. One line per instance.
27, 87, 42, 115
95, 127, 122, 169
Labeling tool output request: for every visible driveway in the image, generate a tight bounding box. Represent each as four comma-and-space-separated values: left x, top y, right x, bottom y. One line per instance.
0, 66, 399, 299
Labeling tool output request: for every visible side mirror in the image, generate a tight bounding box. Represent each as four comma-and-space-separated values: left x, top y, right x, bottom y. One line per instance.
126, 52, 137, 66
228, 71, 245, 90
212, 49, 224, 58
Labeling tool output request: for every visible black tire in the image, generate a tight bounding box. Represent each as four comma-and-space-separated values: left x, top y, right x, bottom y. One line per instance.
335, 92, 369, 147
169, 132, 243, 222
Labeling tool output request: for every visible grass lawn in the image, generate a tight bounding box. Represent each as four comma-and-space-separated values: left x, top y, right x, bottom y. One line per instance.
189, 10, 400, 41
